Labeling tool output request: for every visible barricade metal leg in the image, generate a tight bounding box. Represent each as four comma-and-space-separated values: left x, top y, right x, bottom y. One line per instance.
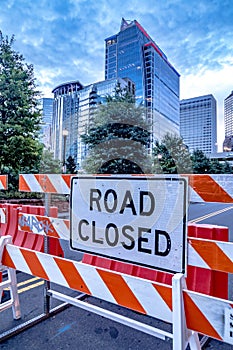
44, 193, 51, 316
0, 236, 21, 320
172, 273, 201, 350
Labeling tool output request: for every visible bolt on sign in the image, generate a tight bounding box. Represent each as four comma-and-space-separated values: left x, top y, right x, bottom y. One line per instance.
70, 175, 188, 274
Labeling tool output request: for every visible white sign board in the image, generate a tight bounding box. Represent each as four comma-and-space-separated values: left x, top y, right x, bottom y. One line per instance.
70, 175, 188, 274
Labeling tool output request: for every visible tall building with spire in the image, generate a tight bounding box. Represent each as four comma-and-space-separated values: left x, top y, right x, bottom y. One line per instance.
105, 18, 180, 147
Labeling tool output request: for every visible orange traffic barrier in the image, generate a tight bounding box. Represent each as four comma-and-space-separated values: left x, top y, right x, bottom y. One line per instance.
21, 204, 58, 217
0, 203, 63, 257
187, 223, 228, 299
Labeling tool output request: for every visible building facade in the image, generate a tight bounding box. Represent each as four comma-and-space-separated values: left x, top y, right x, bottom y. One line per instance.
180, 95, 217, 154
52, 77, 134, 166
39, 98, 53, 150
105, 18, 180, 147
223, 91, 233, 151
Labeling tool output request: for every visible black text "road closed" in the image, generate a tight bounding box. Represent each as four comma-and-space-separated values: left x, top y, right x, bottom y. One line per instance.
76, 188, 171, 257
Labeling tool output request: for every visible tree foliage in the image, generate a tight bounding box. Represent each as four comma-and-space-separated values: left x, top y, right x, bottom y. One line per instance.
81, 87, 152, 174
152, 133, 193, 174
152, 137, 233, 175
191, 149, 213, 174
39, 149, 61, 174
0, 32, 43, 191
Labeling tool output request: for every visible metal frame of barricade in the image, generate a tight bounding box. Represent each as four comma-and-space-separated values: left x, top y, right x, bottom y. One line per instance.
1, 234, 233, 348
1, 173, 233, 349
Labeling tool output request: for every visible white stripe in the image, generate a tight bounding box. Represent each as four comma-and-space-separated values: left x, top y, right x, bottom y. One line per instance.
23, 174, 42, 192
0, 208, 6, 223
6, 246, 32, 275
51, 218, 70, 240
187, 243, 210, 269
189, 187, 204, 202
38, 253, 69, 287
75, 263, 116, 303
123, 275, 172, 322
212, 175, 233, 198
46, 174, 70, 194
217, 241, 233, 261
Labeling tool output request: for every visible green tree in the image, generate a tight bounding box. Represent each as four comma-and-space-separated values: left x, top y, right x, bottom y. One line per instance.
222, 161, 232, 174
0, 32, 43, 191
81, 88, 152, 174
65, 155, 77, 174
191, 149, 212, 174
152, 133, 193, 174
39, 149, 61, 173
210, 158, 224, 174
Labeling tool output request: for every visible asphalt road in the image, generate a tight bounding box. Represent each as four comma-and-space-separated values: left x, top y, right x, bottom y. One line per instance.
1, 202, 233, 349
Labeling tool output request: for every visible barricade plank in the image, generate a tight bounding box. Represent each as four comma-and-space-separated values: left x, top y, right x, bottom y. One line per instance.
19, 173, 233, 203
188, 237, 233, 273
19, 174, 73, 194
184, 174, 233, 203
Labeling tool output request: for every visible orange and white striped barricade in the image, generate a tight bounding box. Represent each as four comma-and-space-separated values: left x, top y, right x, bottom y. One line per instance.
1, 234, 233, 348
0, 236, 20, 319
185, 174, 233, 203
19, 173, 233, 201
18, 173, 75, 316
19, 174, 74, 194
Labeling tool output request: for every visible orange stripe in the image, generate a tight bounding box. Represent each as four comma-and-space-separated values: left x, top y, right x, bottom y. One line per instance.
2, 248, 16, 269
35, 175, 57, 193
189, 239, 233, 273
64, 220, 70, 229
21, 249, 49, 280
97, 269, 146, 314
153, 284, 172, 311
54, 257, 91, 294
187, 174, 233, 202
62, 175, 73, 189
37, 217, 60, 238
0, 175, 7, 189
19, 175, 31, 192
184, 292, 222, 340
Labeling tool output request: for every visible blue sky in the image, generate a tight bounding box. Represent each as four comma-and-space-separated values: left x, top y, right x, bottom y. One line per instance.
1, 0, 233, 149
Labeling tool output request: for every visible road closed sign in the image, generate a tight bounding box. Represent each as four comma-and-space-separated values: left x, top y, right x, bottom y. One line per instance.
70, 175, 188, 274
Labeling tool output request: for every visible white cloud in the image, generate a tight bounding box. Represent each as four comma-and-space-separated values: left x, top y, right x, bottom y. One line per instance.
1, 0, 233, 152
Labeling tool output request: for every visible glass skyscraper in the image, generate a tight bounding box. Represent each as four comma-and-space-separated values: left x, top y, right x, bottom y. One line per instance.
105, 18, 180, 147
52, 77, 135, 166
223, 91, 233, 151
180, 95, 217, 154
39, 97, 53, 150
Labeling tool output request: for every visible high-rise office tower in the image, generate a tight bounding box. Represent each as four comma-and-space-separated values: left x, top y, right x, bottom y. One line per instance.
39, 97, 53, 150
223, 91, 233, 151
52, 77, 135, 166
105, 18, 180, 147
180, 95, 217, 154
